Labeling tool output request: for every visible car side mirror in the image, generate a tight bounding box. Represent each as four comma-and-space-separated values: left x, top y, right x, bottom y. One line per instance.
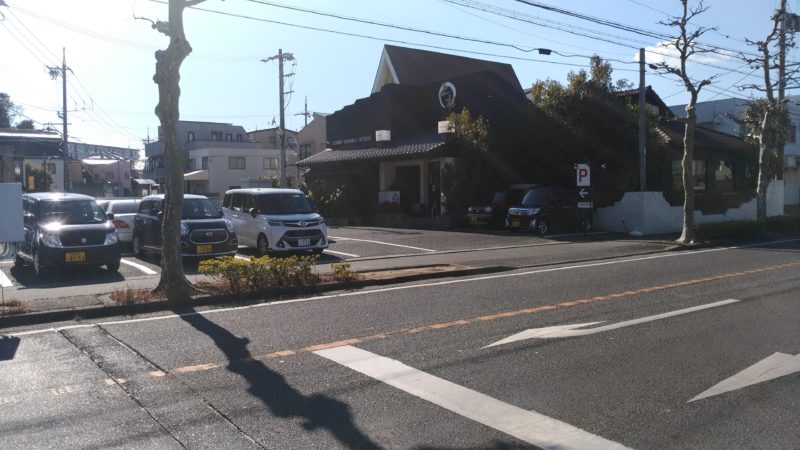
106, 212, 115, 221
249, 207, 258, 218
157, 211, 163, 220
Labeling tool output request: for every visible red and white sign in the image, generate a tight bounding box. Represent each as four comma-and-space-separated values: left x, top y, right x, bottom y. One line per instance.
576, 164, 591, 187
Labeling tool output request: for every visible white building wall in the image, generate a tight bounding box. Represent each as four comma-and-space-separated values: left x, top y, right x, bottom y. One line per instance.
595, 182, 784, 235
205, 148, 278, 196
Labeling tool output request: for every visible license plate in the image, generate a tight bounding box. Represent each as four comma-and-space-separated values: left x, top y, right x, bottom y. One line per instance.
65, 252, 85, 263
511, 220, 520, 228
298, 238, 311, 247
196, 244, 212, 254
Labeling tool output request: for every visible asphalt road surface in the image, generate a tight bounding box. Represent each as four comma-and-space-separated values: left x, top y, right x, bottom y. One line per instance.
2, 238, 799, 449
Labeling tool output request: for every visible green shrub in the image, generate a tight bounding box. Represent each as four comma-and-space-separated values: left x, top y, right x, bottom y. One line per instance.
766, 215, 800, 233
330, 262, 359, 282
198, 255, 319, 294
695, 215, 800, 242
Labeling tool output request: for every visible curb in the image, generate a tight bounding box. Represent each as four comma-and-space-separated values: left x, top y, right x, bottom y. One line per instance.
0, 265, 510, 328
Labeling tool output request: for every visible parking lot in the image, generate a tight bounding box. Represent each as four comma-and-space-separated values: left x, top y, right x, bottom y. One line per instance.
0, 226, 602, 292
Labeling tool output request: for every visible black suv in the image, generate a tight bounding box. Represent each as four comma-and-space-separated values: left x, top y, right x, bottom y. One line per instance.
16, 193, 122, 276
132, 194, 238, 259
505, 187, 591, 234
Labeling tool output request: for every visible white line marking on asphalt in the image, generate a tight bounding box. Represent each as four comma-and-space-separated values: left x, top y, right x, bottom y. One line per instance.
316, 345, 630, 450
323, 249, 360, 258
690, 352, 800, 402
329, 236, 435, 252
0, 269, 13, 288
234, 254, 250, 260
119, 258, 158, 275
5, 238, 800, 336
485, 299, 741, 348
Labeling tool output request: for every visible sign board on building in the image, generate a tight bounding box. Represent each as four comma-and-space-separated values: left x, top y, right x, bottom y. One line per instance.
379, 191, 400, 204
578, 202, 593, 209
576, 164, 590, 187
0, 183, 24, 242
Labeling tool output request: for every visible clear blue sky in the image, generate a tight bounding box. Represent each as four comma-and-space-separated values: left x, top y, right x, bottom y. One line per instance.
1, 0, 796, 151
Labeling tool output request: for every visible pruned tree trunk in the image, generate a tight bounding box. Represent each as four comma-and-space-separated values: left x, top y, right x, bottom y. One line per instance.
149, 0, 206, 303
0, 145, 14, 183
755, 109, 773, 224
679, 103, 697, 244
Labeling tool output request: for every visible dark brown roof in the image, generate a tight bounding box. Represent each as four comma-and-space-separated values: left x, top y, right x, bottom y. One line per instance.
656, 120, 756, 155
383, 45, 523, 93
298, 138, 447, 166
616, 86, 675, 118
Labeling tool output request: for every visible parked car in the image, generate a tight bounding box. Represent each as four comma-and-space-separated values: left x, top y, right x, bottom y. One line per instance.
97, 198, 141, 243
132, 194, 238, 260
505, 186, 591, 234
222, 188, 329, 256
466, 187, 531, 228
16, 193, 121, 276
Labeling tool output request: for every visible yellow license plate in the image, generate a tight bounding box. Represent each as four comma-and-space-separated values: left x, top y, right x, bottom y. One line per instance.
470, 216, 477, 222
511, 220, 520, 228
196, 244, 212, 254
65, 252, 85, 262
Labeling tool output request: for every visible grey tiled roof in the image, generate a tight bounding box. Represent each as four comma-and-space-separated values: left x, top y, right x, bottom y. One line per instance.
298, 138, 447, 166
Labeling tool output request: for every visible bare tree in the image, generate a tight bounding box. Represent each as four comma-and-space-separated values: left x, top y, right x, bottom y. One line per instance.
650, 0, 717, 244
138, 0, 208, 303
740, 8, 791, 224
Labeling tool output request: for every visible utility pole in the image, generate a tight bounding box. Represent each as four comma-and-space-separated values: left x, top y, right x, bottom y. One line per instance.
295, 96, 311, 127
638, 48, 646, 192
261, 49, 295, 187
48, 47, 72, 191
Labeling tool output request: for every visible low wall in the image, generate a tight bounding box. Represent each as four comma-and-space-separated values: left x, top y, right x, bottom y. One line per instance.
595, 181, 784, 235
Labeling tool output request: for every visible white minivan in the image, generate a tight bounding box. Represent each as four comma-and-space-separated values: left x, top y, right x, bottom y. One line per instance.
222, 188, 329, 256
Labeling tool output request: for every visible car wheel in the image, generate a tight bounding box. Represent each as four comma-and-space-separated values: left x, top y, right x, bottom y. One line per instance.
257, 234, 269, 257
535, 218, 550, 235
14, 253, 25, 268
312, 248, 324, 256
107, 259, 121, 272
132, 234, 144, 258
33, 249, 47, 277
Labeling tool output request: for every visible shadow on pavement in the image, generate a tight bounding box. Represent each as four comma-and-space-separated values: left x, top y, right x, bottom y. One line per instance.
0, 335, 20, 361
9, 265, 125, 289
176, 308, 383, 449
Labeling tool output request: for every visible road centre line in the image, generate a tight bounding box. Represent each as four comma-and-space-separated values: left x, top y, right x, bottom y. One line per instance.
0, 269, 13, 288
5, 238, 800, 337
119, 258, 158, 275
328, 236, 436, 252
316, 345, 630, 450
323, 249, 360, 258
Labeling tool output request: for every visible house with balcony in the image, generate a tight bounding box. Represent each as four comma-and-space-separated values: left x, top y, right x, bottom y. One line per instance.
144, 121, 269, 198
247, 127, 299, 187
669, 97, 800, 212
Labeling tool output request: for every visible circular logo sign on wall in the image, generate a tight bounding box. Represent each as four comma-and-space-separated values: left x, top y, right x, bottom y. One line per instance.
438, 82, 457, 110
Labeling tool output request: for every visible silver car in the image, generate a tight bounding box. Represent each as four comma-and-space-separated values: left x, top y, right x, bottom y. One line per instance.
98, 199, 141, 243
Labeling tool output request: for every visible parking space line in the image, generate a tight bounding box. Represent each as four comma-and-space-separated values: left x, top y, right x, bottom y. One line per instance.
324, 249, 360, 258
0, 269, 13, 288
316, 345, 629, 449
234, 254, 250, 260
119, 258, 158, 275
329, 237, 435, 252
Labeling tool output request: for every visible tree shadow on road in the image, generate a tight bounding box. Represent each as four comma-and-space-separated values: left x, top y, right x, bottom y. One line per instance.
175, 308, 382, 449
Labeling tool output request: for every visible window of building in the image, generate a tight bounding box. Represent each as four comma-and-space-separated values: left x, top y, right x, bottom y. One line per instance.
187, 131, 195, 142
106, 171, 114, 181
269, 135, 277, 145
46, 163, 56, 175
672, 160, 707, 191
225, 133, 233, 142
236, 134, 243, 142
229, 156, 246, 170
299, 144, 311, 159
263, 157, 278, 169
186, 159, 196, 171
714, 160, 735, 192
211, 131, 223, 141
785, 125, 796, 144
202, 156, 209, 169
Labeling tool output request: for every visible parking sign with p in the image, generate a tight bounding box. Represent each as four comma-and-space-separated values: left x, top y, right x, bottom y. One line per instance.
576, 164, 590, 187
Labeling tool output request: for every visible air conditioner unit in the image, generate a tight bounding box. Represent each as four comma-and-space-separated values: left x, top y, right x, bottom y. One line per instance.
375, 130, 391, 142
786, 155, 798, 169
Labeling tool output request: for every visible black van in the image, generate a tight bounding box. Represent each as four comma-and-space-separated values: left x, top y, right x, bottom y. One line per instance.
505, 187, 591, 234
16, 193, 122, 276
132, 194, 238, 259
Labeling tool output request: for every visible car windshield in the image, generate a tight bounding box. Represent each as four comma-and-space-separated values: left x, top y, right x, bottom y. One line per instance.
39, 200, 106, 225
255, 193, 313, 215
490, 191, 507, 203
521, 188, 549, 206
181, 198, 222, 219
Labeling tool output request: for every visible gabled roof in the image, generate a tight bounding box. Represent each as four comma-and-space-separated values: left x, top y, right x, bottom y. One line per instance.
616, 86, 675, 118
372, 45, 523, 94
655, 120, 756, 155
298, 137, 447, 166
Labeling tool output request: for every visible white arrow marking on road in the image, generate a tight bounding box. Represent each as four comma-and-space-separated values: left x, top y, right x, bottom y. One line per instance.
485, 299, 740, 348
690, 352, 800, 402
317, 345, 630, 449
578, 188, 589, 199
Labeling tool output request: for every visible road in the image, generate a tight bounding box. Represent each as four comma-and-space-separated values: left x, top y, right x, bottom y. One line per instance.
1, 238, 799, 449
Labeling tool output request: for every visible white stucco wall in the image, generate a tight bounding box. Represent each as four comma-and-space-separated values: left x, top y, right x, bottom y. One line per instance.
595, 182, 785, 235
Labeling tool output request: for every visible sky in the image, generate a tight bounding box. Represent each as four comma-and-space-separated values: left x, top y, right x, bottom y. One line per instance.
1, 0, 797, 153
